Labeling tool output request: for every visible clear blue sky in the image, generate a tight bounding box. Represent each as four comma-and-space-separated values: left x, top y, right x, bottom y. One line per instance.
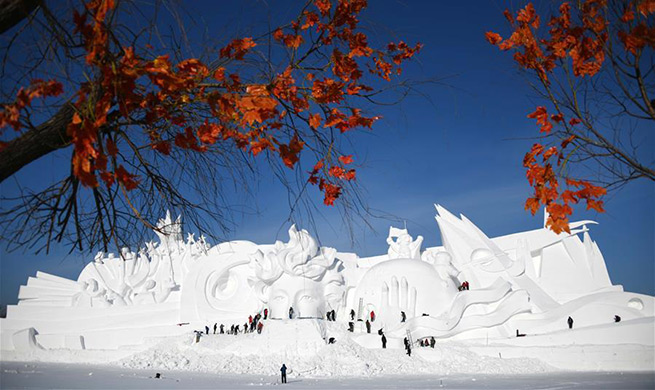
1, 1, 653, 306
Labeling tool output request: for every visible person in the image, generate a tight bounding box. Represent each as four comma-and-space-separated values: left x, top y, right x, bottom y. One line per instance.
403, 337, 411, 356
213, 323, 217, 334
331, 310, 336, 321
464, 281, 469, 290
280, 364, 287, 384
328, 337, 336, 344
401, 311, 406, 322
289, 307, 294, 319
220, 324, 224, 334
381, 333, 387, 349
370, 310, 376, 322
250, 320, 256, 332
244, 322, 248, 333
235, 324, 240, 334
348, 321, 354, 332
614, 315, 621, 323
249, 315, 253, 325
365, 319, 371, 333
264, 308, 268, 320
326, 311, 331, 321
230, 324, 235, 334
194, 330, 201, 343
430, 336, 435, 348
257, 322, 264, 334
350, 309, 355, 321
567, 316, 574, 329
204, 325, 209, 335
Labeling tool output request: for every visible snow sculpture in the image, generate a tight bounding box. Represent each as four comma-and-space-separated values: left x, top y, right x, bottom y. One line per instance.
250, 225, 345, 319
386, 226, 423, 259
1, 205, 653, 355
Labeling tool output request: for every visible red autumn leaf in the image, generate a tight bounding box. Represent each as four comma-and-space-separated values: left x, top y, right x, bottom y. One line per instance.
338, 155, 353, 165
485, 32, 503, 45
115, 165, 139, 190
278, 135, 304, 169
309, 113, 321, 130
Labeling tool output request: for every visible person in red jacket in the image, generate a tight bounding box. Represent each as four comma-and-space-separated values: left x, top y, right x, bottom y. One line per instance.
257, 322, 264, 334
370, 310, 376, 322
264, 308, 268, 320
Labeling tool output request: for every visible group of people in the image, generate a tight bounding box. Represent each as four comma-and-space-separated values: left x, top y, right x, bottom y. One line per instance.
325, 310, 337, 321
195, 308, 270, 342
418, 337, 436, 348
457, 281, 470, 291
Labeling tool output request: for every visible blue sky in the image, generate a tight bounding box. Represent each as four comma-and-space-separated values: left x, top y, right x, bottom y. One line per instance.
1, 1, 653, 306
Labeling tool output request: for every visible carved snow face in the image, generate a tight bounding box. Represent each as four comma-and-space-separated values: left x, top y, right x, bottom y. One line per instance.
268, 273, 325, 319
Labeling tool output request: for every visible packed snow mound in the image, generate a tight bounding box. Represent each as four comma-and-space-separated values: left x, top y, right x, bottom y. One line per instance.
117, 320, 555, 377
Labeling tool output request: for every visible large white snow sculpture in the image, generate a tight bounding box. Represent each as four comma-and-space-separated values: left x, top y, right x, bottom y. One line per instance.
1, 205, 653, 355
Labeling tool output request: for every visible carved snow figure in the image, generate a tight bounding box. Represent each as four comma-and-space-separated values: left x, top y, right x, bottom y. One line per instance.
386, 227, 423, 259
249, 225, 345, 319
354, 258, 459, 327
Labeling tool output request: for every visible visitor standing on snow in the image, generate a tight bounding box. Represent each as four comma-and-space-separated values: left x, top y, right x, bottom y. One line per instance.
348, 321, 354, 332
220, 324, 224, 334
381, 333, 387, 349
370, 310, 376, 322
257, 322, 263, 334
289, 307, 294, 319
264, 308, 268, 320
280, 364, 287, 384
213, 323, 217, 334
401, 311, 406, 322
350, 309, 355, 321
430, 336, 435, 348
204, 325, 209, 335
568, 316, 574, 329
365, 319, 371, 333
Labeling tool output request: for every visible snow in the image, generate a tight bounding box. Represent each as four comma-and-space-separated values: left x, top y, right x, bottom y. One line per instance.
2, 361, 654, 389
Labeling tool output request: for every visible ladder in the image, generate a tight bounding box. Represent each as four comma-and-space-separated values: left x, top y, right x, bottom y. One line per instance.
405, 328, 414, 347
357, 297, 364, 320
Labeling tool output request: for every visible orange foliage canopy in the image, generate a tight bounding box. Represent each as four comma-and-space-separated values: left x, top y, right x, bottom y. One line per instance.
486, 0, 654, 233
0, 0, 422, 208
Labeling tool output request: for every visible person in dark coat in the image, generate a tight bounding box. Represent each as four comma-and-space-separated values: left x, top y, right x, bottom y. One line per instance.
403, 337, 411, 356
264, 308, 268, 320
235, 324, 240, 334
430, 337, 435, 348
244, 322, 248, 333
401, 311, 406, 322
213, 323, 217, 334
205, 325, 209, 335
614, 315, 621, 323
230, 324, 235, 334
381, 333, 387, 349
350, 309, 355, 321
365, 320, 371, 333
289, 307, 294, 319
280, 364, 287, 384
220, 324, 224, 334
326, 311, 331, 321
348, 321, 354, 332
567, 316, 574, 329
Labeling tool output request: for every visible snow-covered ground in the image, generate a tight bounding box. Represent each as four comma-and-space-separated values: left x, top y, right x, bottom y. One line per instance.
2, 319, 653, 388
2, 361, 654, 389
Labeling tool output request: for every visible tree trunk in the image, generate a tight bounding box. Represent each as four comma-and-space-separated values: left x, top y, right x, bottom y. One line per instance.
0, 0, 42, 35
0, 103, 74, 182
